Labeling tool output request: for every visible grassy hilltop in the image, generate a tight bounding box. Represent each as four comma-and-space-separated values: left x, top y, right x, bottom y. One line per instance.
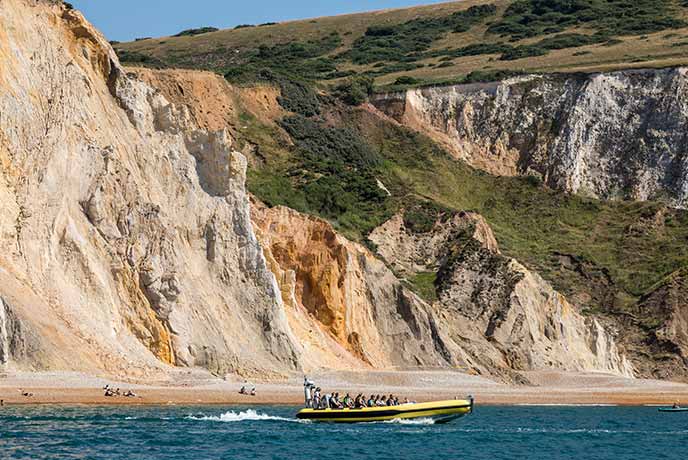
118, 0, 688, 88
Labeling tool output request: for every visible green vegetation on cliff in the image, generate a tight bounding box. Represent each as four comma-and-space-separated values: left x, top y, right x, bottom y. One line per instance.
241, 95, 688, 311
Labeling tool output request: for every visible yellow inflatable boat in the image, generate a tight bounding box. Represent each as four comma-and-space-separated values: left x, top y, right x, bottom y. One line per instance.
296, 397, 474, 424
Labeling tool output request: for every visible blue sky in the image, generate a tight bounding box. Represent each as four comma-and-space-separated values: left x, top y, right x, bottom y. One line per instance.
71, 0, 450, 42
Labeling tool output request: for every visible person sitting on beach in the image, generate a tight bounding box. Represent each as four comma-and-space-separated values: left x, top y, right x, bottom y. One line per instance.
123, 390, 137, 398
19, 389, 34, 397
239, 386, 247, 395
104, 388, 114, 397
250, 387, 256, 396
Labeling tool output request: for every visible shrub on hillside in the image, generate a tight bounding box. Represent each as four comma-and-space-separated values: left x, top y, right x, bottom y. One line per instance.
174, 27, 219, 37
280, 115, 382, 169
334, 76, 374, 106
394, 76, 421, 86
277, 79, 322, 117
500, 32, 606, 60
403, 201, 457, 234
488, 0, 685, 40
463, 69, 524, 83
260, 115, 389, 233
116, 50, 167, 68
426, 42, 513, 60
500, 45, 548, 61
346, 4, 497, 64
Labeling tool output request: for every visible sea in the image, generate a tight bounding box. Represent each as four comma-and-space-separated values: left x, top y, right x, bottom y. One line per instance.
1, 405, 686, 459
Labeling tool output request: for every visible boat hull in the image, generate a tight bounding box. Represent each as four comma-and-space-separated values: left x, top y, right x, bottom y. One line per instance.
658, 408, 688, 412
296, 399, 473, 423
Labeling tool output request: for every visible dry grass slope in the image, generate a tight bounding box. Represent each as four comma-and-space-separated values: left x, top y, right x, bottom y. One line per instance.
117, 0, 688, 87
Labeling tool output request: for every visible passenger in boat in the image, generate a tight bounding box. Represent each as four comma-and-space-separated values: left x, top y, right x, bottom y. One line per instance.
329, 393, 341, 409
394, 397, 400, 405
312, 387, 321, 408
343, 393, 354, 408
354, 394, 364, 408
673, 401, 680, 409
378, 395, 387, 406
367, 395, 375, 407
387, 394, 395, 406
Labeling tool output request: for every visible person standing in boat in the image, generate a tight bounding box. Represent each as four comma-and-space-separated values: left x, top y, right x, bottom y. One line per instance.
303, 377, 315, 408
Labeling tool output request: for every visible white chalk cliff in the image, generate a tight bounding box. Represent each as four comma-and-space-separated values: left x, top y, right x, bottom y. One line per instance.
373, 70, 688, 207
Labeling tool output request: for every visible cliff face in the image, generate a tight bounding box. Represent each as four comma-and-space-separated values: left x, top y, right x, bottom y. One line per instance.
252, 204, 634, 380
0, 0, 299, 378
0, 0, 639, 383
373, 69, 688, 207
251, 203, 461, 371
370, 212, 634, 381
615, 270, 688, 381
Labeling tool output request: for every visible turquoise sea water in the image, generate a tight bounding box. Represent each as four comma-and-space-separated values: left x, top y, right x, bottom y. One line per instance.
1, 405, 687, 459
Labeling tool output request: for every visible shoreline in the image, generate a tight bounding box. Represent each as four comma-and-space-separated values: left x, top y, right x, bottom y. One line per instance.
3, 369, 688, 408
